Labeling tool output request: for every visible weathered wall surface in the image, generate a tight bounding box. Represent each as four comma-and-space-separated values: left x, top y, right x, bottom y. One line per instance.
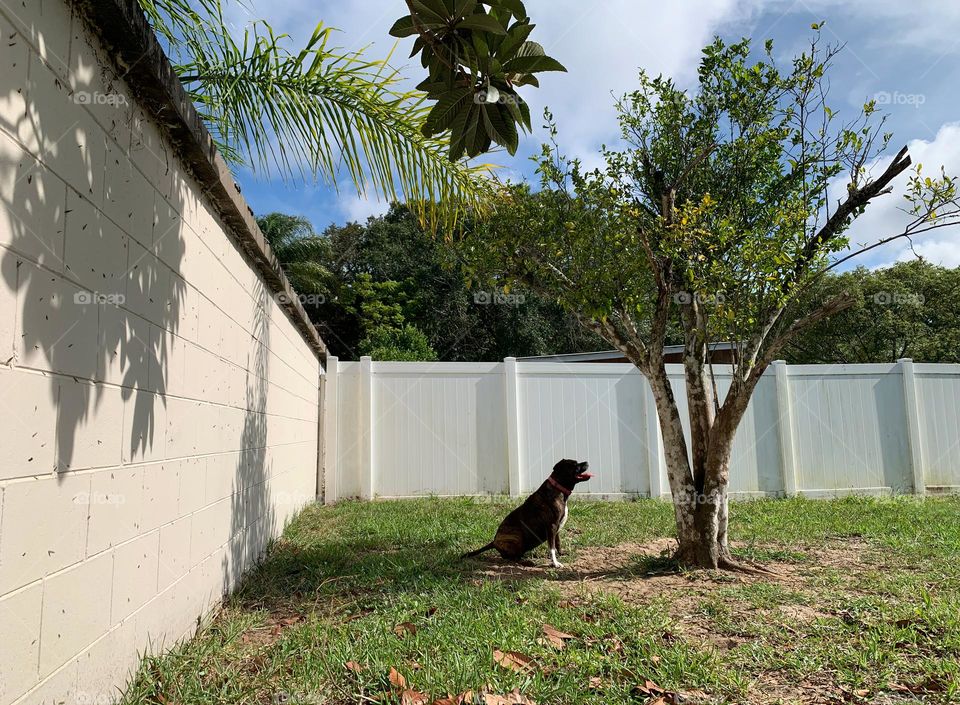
0, 2, 323, 703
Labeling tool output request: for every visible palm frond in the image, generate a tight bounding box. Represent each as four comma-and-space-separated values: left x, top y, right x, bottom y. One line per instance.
138, 0, 494, 231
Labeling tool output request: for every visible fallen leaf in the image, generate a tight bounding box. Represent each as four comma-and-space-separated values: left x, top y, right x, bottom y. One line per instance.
650, 655, 662, 665
425, 607, 438, 617
634, 679, 666, 696
541, 624, 575, 649
394, 622, 418, 638
389, 667, 407, 689
493, 650, 535, 673
280, 616, 301, 626
344, 661, 364, 673
401, 689, 430, 705
482, 690, 537, 705
588, 676, 603, 690
456, 690, 474, 704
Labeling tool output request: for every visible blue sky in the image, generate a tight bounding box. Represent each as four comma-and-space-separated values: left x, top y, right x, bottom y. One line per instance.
226, 0, 960, 268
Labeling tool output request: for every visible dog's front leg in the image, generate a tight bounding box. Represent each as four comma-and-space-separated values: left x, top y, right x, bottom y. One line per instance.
549, 526, 563, 568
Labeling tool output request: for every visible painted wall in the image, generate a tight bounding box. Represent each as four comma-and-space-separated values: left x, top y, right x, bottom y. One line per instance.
326, 358, 959, 502
0, 3, 321, 704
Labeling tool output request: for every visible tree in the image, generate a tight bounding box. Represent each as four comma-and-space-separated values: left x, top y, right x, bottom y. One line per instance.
256, 204, 605, 360
137, 0, 562, 230
786, 261, 960, 364
359, 324, 438, 362
469, 33, 960, 569
256, 213, 333, 296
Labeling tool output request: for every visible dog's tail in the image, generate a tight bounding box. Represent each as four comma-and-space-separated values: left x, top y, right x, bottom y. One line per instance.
462, 542, 496, 559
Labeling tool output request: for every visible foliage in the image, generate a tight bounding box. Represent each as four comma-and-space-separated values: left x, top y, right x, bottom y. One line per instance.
256, 205, 603, 361
256, 212, 333, 295
390, 0, 566, 159
786, 260, 960, 363
359, 323, 438, 361
466, 31, 960, 566
137, 0, 555, 230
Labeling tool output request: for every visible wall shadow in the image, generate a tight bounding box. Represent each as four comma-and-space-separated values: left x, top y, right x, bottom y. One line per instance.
0, 24, 185, 478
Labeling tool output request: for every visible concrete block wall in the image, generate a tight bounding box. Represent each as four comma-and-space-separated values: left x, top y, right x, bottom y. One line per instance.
0, 2, 323, 704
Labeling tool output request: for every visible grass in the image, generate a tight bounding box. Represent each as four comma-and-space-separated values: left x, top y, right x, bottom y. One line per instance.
120, 496, 960, 704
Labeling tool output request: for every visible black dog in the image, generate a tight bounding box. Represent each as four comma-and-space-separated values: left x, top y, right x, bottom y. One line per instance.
463, 459, 593, 567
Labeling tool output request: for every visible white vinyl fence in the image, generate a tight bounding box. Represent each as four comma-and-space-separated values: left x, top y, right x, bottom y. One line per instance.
322, 357, 960, 502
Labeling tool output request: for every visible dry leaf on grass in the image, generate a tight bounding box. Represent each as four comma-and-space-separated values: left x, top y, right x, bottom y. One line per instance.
344, 661, 364, 673
390, 667, 408, 689
401, 689, 430, 705
492, 650, 535, 673
588, 676, 603, 690
394, 622, 419, 638
540, 624, 575, 649
482, 689, 537, 705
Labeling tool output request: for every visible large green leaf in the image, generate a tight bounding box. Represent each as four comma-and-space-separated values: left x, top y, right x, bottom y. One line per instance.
503, 53, 566, 74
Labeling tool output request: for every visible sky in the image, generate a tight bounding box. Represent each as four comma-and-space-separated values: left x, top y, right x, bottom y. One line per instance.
226, 0, 960, 269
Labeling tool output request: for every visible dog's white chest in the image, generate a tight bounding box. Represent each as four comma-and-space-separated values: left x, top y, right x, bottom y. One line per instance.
559, 504, 568, 530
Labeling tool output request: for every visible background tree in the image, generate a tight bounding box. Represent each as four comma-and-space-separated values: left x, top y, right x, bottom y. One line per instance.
786, 260, 960, 363
468, 33, 960, 569
137, 0, 561, 230
256, 205, 604, 360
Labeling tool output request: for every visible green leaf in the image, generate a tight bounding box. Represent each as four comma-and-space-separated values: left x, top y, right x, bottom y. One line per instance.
388, 15, 418, 38
423, 87, 476, 136
457, 13, 508, 35
481, 102, 519, 154
503, 53, 566, 74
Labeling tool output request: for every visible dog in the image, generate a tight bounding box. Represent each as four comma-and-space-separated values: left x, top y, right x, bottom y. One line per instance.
463, 459, 593, 568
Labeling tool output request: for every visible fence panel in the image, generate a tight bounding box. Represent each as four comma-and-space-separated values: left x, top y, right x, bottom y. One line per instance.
327, 358, 960, 500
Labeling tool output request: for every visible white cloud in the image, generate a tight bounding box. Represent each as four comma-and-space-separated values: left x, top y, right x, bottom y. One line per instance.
832, 122, 960, 268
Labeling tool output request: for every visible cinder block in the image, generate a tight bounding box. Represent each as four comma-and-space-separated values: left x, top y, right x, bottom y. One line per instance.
102, 160, 153, 250
151, 196, 184, 274
125, 237, 170, 327
157, 516, 191, 592
129, 110, 173, 201
205, 453, 238, 505
0, 367, 58, 480
189, 498, 231, 567
121, 387, 166, 464
15, 260, 98, 380
0, 472, 89, 595
85, 465, 143, 556
176, 456, 206, 516
0, 255, 18, 366
110, 531, 159, 623
196, 294, 222, 356
38, 550, 112, 677
165, 397, 201, 460
0, 132, 67, 272
0, 580, 43, 705
2, 0, 73, 81
96, 302, 151, 388
68, 19, 134, 151
11, 658, 78, 705
23, 54, 105, 202
148, 326, 184, 397
55, 378, 123, 472
73, 617, 138, 705
140, 461, 179, 532
0, 13, 29, 143
62, 188, 128, 295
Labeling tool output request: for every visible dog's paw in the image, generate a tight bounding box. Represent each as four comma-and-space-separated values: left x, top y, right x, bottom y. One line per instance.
550, 559, 564, 568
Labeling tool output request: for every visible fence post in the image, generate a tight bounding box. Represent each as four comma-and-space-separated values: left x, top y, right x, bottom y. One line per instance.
360, 356, 374, 499
322, 356, 339, 504
504, 357, 524, 497
645, 383, 665, 499
898, 358, 926, 495
773, 360, 799, 497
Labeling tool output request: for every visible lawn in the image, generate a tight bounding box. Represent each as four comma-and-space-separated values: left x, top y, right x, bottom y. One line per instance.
120, 497, 960, 705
